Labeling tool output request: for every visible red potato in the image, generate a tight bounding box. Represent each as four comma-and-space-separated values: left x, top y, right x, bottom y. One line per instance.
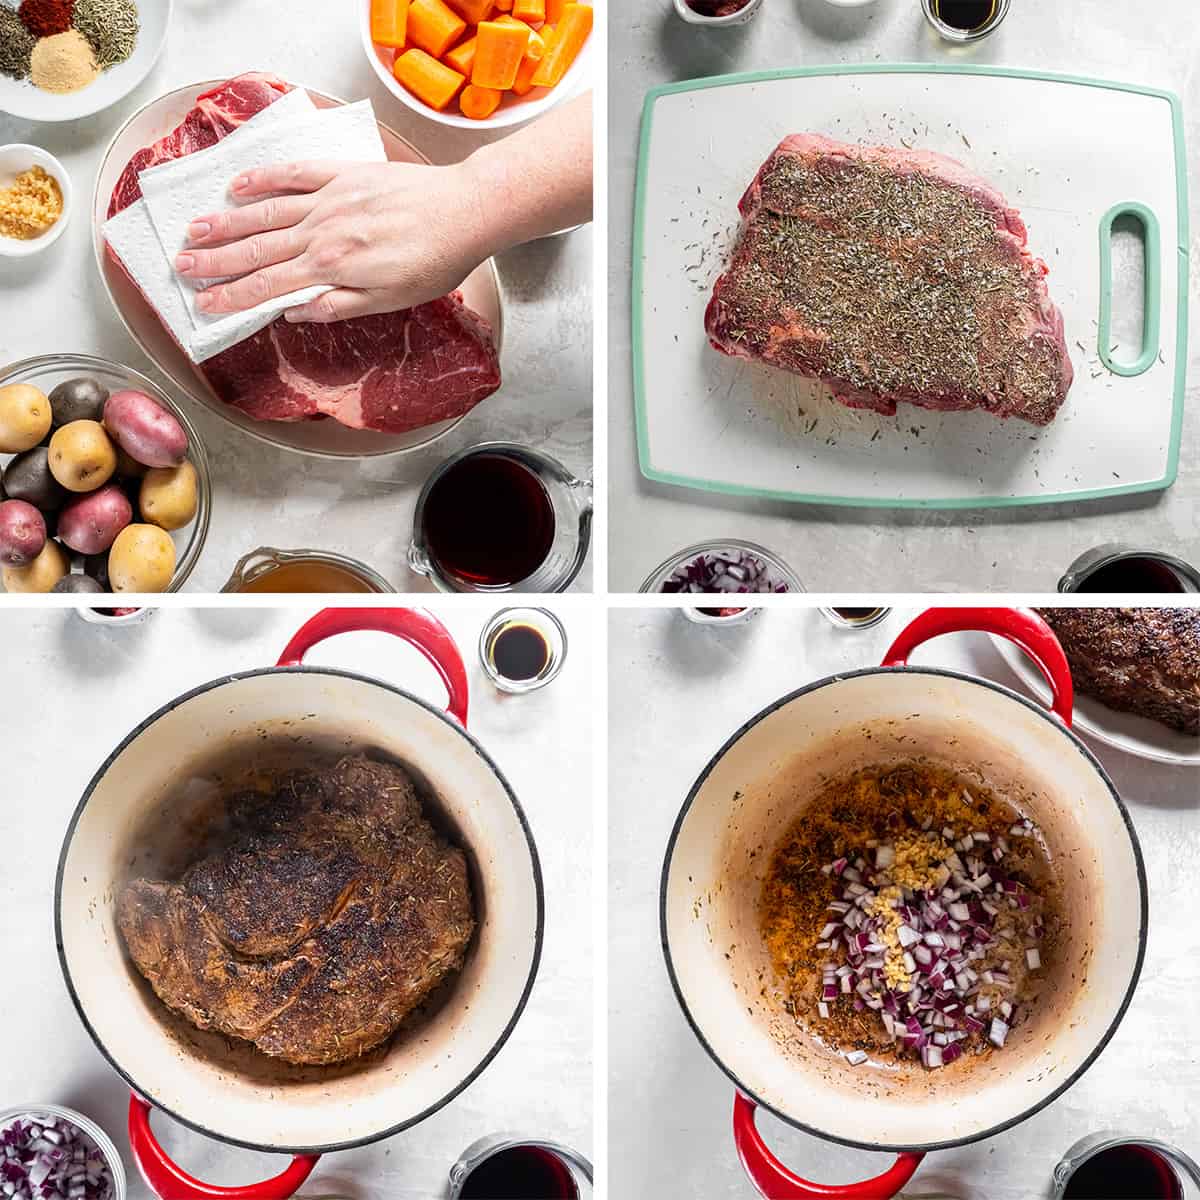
0, 499, 47, 566
103, 390, 188, 469
57, 484, 133, 556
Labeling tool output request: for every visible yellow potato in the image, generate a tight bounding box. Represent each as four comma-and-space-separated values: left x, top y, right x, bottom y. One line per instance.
0, 383, 52, 454
139, 461, 198, 532
108, 523, 176, 593
49, 420, 117, 493
1, 538, 68, 593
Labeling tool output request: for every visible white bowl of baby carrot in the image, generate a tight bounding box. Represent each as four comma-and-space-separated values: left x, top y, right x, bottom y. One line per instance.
360, 0, 595, 128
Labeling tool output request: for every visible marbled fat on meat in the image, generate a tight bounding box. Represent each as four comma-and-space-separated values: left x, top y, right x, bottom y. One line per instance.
705, 134, 1073, 426
107, 72, 501, 434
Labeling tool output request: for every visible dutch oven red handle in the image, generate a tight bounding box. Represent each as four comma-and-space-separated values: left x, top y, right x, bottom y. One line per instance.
882, 606, 1073, 727
734, 1095, 923, 1199
276, 607, 469, 725
128, 1097, 319, 1200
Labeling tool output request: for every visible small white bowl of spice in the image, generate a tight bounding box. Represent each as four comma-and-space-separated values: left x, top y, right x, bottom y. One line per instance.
0, 143, 70, 257
0, 0, 169, 123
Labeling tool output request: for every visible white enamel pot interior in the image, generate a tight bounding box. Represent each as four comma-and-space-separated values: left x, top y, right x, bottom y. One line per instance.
662, 609, 1147, 1183
55, 609, 543, 1163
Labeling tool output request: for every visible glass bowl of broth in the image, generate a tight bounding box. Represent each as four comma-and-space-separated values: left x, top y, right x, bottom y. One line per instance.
221, 547, 394, 593
409, 443, 593, 593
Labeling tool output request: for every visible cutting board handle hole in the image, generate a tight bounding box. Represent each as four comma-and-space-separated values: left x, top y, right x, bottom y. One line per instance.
1097, 201, 1162, 378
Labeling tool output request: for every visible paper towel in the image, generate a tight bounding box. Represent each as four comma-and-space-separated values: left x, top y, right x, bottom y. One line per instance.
104, 93, 387, 364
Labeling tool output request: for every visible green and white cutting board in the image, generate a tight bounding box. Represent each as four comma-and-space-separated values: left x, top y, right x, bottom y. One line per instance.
632, 65, 1188, 509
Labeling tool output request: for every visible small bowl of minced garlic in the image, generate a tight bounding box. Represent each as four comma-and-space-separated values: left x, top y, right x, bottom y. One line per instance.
0, 144, 71, 257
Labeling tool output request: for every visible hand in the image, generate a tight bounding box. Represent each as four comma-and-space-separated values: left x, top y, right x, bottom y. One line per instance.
174, 159, 490, 324
174, 92, 592, 325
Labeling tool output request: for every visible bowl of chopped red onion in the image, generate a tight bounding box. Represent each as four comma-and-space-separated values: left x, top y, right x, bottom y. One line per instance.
639, 540, 801, 595
0, 1106, 125, 1200
661, 607, 1147, 1198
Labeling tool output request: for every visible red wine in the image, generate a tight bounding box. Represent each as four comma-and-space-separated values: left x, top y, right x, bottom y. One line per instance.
1075, 557, 1185, 593
459, 1145, 578, 1200
424, 454, 555, 587
1061, 1144, 1182, 1199
491, 624, 550, 681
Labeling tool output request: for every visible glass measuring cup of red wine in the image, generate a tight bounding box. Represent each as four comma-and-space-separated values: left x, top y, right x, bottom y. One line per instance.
1052, 1133, 1200, 1200
1058, 545, 1200, 593
409, 443, 593, 593
447, 1135, 592, 1200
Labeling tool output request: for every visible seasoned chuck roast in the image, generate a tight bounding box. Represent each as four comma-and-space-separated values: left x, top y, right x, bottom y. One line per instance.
1037, 607, 1200, 735
705, 135, 1074, 425
117, 755, 475, 1066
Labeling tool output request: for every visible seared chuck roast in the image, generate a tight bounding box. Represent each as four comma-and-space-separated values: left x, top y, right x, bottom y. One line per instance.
117, 755, 475, 1066
1037, 607, 1200, 735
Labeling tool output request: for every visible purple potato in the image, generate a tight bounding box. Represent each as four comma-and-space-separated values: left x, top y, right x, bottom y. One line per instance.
52, 573, 105, 594
2, 446, 68, 513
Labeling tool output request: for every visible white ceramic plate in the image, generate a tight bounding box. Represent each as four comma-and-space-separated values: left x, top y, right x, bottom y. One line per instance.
359, 0, 596, 130
92, 80, 505, 460
991, 634, 1200, 767
0, 0, 170, 123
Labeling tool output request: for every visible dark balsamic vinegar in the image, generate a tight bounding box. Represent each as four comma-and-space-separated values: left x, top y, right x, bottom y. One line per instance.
1061, 1144, 1182, 1200
424, 454, 556, 587
491, 624, 551, 681
933, 0, 996, 30
459, 1145, 579, 1200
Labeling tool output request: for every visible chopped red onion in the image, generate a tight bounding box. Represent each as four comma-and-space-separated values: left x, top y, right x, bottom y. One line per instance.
809, 816, 1045, 1071
660, 549, 790, 594
0, 1114, 113, 1200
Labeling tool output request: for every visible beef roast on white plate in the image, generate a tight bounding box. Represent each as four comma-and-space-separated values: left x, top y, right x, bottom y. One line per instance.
705, 134, 1073, 426
106, 73, 501, 436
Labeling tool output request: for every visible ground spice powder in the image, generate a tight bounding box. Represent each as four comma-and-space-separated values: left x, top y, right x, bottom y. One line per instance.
18, 0, 74, 37
0, 166, 64, 240
30, 27, 98, 92
0, 8, 39, 78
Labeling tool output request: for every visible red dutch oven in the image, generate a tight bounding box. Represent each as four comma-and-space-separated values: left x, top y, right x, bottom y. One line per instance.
55, 609, 544, 1199
661, 608, 1148, 1199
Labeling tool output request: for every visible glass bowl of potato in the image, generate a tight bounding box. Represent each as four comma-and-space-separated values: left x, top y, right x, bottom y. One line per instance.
0, 353, 211, 594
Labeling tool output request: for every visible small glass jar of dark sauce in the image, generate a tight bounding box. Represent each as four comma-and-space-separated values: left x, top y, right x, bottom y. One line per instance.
479, 607, 568, 694
920, 0, 1010, 42
819, 606, 892, 630
1053, 1134, 1199, 1200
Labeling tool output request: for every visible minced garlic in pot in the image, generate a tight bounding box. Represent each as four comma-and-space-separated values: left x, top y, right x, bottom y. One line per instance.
0, 166, 64, 241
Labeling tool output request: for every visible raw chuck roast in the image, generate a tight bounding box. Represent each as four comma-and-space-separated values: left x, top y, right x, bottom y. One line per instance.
106, 72, 501, 435
1037, 607, 1200, 735
705, 134, 1074, 426
117, 755, 475, 1066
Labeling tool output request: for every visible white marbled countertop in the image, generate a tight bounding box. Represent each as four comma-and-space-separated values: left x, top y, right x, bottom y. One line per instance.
608, 0, 1199, 592
0, 0, 592, 593
609, 605, 1199, 1198
0, 605, 592, 1198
